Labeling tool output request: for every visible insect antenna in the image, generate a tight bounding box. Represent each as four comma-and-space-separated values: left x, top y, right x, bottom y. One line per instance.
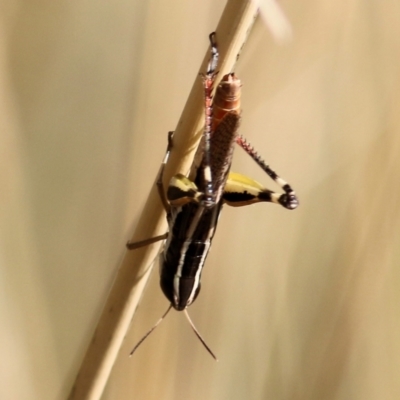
129, 305, 172, 357
183, 309, 218, 361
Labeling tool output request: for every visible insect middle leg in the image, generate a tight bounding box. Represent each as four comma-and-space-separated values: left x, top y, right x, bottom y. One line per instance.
126, 233, 168, 250
126, 131, 174, 250
156, 131, 174, 213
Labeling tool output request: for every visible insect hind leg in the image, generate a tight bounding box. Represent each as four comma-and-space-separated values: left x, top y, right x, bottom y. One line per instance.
235, 135, 299, 210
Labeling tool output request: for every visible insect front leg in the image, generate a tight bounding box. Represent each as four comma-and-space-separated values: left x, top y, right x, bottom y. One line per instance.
223, 135, 299, 210
198, 32, 219, 208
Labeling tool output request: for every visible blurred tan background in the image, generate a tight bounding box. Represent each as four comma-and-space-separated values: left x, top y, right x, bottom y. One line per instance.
1, 1, 400, 399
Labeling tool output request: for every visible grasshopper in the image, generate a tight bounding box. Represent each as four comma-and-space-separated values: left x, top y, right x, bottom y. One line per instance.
127, 33, 298, 359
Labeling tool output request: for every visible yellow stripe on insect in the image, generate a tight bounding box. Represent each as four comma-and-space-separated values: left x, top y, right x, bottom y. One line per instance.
223, 172, 267, 207
168, 173, 202, 206
227, 172, 264, 189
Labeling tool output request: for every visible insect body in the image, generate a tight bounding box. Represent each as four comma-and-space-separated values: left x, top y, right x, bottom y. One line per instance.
162, 87, 241, 312
127, 33, 298, 358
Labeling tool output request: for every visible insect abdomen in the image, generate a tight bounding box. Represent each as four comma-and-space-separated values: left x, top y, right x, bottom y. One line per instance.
160, 236, 210, 310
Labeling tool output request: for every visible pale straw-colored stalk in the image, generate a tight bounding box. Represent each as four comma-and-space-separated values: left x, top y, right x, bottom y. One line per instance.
68, 1, 263, 399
